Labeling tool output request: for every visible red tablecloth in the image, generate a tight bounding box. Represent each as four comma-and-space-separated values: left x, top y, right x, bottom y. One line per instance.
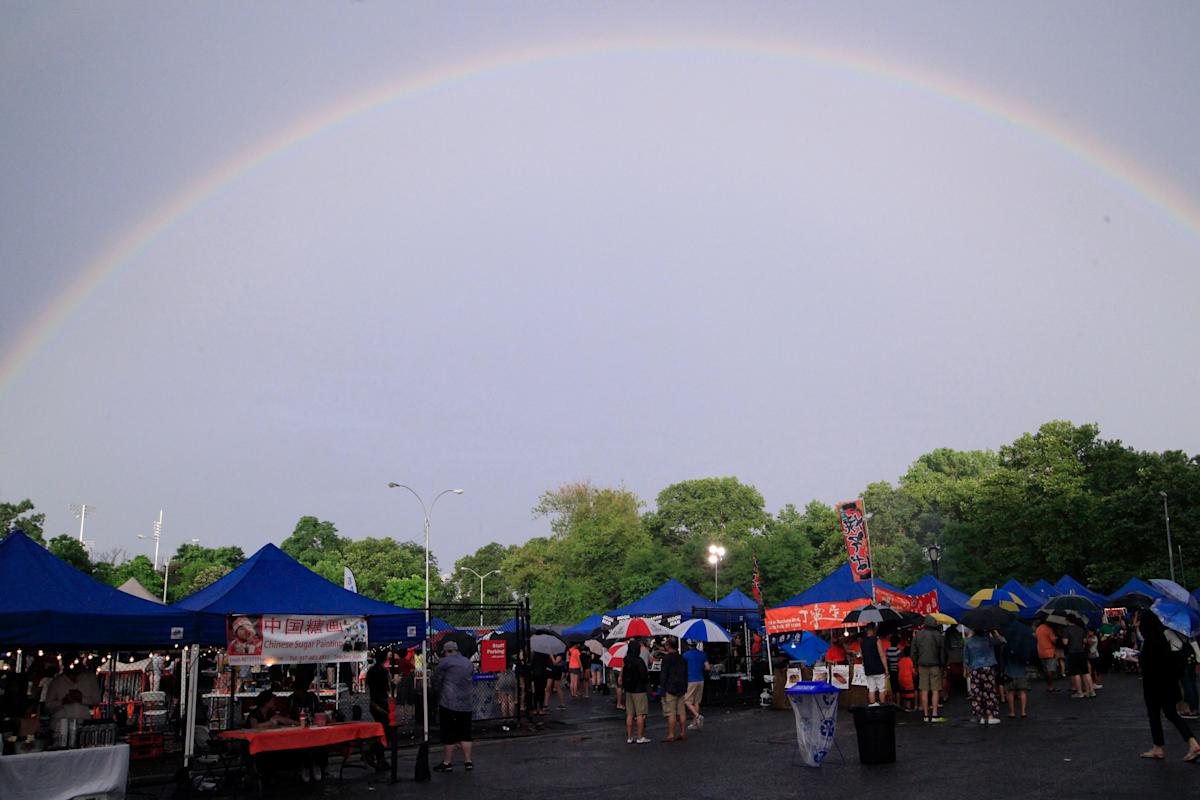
219, 721, 384, 755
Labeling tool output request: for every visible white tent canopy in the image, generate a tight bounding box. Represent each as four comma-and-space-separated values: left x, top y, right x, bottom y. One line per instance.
117, 578, 162, 604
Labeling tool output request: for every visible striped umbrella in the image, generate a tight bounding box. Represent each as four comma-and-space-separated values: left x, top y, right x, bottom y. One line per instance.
607, 617, 673, 639
669, 618, 732, 643
966, 588, 1027, 613
601, 642, 628, 668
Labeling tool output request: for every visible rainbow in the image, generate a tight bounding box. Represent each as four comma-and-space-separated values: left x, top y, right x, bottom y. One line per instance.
3, 32, 1198, 392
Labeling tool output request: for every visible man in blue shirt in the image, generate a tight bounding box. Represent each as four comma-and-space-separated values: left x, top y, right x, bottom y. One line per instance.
682, 642, 709, 730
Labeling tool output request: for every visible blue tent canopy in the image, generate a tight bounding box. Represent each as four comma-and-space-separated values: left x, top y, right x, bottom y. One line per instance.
1106, 577, 1162, 603
905, 575, 971, 619
175, 543, 424, 646
1030, 580, 1056, 599
606, 579, 712, 620
773, 564, 907, 609
997, 579, 1043, 619
1052, 575, 1107, 607
719, 588, 759, 610
0, 531, 197, 647
562, 614, 603, 639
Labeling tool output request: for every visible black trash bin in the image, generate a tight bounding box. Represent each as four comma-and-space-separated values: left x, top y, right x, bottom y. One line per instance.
850, 704, 897, 764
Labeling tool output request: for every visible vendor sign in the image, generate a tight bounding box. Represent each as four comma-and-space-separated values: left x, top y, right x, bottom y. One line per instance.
766, 599, 871, 633
837, 499, 873, 582
481, 640, 507, 672
875, 586, 939, 615
227, 614, 368, 665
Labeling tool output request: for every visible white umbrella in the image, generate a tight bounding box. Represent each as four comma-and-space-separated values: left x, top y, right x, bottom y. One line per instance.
607, 617, 672, 639
669, 618, 732, 643
583, 638, 605, 656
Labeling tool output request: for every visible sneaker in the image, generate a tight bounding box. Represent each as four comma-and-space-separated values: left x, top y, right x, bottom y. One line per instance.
1093, 684, 1103, 690
465, 762, 473, 771
635, 737, 651, 744
686, 722, 699, 730
987, 717, 1001, 725
627, 737, 634, 744
698, 715, 704, 728
433, 762, 453, 773
930, 716, 947, 723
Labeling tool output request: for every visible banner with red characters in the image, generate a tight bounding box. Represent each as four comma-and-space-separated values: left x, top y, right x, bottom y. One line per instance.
837, 499, 873, 582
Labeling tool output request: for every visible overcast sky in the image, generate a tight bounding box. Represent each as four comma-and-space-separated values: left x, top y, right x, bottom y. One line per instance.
2, 2, 1198, 570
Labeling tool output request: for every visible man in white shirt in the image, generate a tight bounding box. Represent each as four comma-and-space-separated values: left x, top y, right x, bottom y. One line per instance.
44, 657, 101, 717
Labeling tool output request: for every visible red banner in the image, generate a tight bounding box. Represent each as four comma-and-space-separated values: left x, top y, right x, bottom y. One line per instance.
480, 640, 507, 673
875, 587, 939, 616
765, 590, 939, 634
837, 499, 873, 582
766, 599, 871, 633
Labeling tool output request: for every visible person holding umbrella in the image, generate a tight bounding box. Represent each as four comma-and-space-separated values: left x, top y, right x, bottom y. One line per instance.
622, 638, 651, 744
963, 627, 1002, 725
1135, 609, 1200, 762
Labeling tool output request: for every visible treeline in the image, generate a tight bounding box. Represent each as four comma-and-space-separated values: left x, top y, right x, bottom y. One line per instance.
2, 421, 1196, 622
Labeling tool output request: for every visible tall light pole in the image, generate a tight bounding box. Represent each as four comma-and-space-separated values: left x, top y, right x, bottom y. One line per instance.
387, 483, 463, 749
461, 567, 500, 627
707, 544, 726, 602
1161, 491, 1176, 583
138, 510, 164, 571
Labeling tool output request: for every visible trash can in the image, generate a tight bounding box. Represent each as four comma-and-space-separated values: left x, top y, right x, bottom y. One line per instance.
850, 704, 896, 764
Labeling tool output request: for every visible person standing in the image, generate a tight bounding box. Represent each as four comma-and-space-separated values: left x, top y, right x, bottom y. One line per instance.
529, 650, 549, 717
860, 622, 889, 706
964, 629, 1001, 725
1035, 619, 1060, 693
911, 616, 947, 723
567, 644, 583, 699
364, 655, 392, 771
1062, 622, 1095, 699
1136, 611, 1200, 761
885, 634, 903, 703
622, 638, 651, 744
431, 641, 475, 772
660, 639, 689, 742
683, 642, 709, 731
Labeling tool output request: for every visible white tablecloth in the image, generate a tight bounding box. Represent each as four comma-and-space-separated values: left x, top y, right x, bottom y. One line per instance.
0, 743, 129, 800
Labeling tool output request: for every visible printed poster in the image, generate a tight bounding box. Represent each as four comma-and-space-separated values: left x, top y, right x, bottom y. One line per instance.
227, 614, 368, 665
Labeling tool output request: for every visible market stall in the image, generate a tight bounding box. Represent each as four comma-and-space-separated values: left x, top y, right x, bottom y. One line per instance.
0, 532, 200, 798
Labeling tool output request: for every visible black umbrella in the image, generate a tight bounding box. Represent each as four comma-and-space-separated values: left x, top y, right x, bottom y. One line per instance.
876, 611, 925, 636
842, 605, 904, 626
961, 606, 1014, 631
1038, 595, 1101, 615
1108, 592, 1153, 610
435, 630, 478, 658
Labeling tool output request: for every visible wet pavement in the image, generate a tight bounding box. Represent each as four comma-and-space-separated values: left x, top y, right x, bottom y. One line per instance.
158, 672, 1199, 798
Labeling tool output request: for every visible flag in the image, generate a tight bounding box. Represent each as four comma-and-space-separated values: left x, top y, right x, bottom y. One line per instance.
751, 553, 764, 605
837, 499, 873, 582
343, 567, 357, 593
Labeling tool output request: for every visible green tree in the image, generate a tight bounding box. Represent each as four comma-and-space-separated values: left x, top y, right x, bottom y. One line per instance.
0, 498, 46, 544
112, 555, 164, 598
755, 504, 819, 605
339, 537, 426, 599
48, 534, 93, 573
383, 576, 428, 609
281, 517, 344, 568
189, 565, 231, 593
450, 542, 514, 606
646, 477, 770, 546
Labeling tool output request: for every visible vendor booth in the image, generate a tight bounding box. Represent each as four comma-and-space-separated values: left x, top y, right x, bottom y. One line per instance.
905, 575, 970, 620
0, 531, 200, 799
1052, 575, 1108, 607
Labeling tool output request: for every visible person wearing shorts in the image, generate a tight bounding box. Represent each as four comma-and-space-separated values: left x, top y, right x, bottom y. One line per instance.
1035, 621, 1060, 693
682, 642, 708, 731
567, 645, 583, 699
431, 641, 474, 772
911, 616, 947, 723
659, 639, 688, 742
622, 638, 651, 743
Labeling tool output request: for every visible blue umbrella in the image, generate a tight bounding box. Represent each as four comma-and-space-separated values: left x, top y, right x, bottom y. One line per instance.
669, 618, 732, 643
1151, 599, 1200, 638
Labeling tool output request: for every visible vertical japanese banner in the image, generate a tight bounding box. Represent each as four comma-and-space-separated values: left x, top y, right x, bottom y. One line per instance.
226, 615, 369, 665
837, 498, 873, 582
751, 554, 764, 606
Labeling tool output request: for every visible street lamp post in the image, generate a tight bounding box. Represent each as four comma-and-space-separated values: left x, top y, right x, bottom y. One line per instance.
1161, 491, 1176, 583
925, 543, 942, 580
461, 567, 500, 627
387, 483, 463, 750
707, 544, 726, 602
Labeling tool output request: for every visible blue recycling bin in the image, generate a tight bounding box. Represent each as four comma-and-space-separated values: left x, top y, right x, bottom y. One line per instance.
785, 681, 841, 767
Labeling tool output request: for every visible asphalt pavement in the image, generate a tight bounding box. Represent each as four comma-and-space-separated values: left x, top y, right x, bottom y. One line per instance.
177, 671, 1199, 799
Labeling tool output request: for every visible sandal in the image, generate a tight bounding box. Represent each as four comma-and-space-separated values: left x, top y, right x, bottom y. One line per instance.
1140, 751, 1164, 760
1184, 749, 1200, 763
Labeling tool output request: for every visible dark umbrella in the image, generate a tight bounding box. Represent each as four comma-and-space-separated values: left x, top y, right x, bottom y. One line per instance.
1108, 592, 1154, 610
435, 631, 478, 658
1038, 595, 1101, 615
876, 611, 925, 636
842, 605, 904, 626
961, 606, 1014, 631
